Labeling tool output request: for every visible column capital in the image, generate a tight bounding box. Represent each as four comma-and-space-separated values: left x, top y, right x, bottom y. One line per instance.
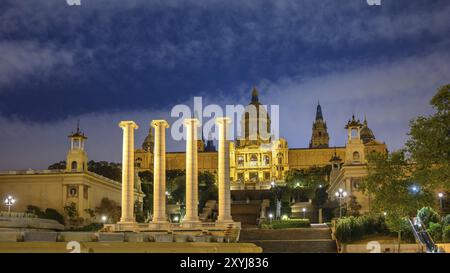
119, 120, 139, 129
215, 117, 232, 125
183, 118, 200, 127
151, 119, 170, 129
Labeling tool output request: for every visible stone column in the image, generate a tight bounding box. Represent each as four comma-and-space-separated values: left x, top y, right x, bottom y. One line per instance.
119, 121, 139, 223
183, 118, 200, 224
152, 120, 170, 223
216, 117, 233, 223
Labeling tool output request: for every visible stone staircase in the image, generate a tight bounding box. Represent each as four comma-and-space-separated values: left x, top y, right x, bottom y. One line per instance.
239, 226, 337, 253
231, 202, 261, 227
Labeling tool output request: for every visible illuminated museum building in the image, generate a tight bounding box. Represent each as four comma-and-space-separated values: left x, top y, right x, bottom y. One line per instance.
135, 88, 387, 207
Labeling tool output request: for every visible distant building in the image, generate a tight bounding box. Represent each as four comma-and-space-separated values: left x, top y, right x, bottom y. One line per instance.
327, 115, 388, 213
0, 125, 144, 221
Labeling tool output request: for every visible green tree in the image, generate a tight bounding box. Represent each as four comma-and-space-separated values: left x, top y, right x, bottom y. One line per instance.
347, 195, 362, 217
362, 151, 433, 251
48, 161, 66, 170
285, 166, 329, 201
95, 198, 121, 223
406, 84, 450, 192
417, 206, 440, 228
170, 175, 186, 204
312, 186, 328, 209
87, 161, 122, 181
166, 169, 186, 194
198, 171, 218, 209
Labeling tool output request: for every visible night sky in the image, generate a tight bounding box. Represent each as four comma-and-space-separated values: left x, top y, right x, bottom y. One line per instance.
0, 0, 449, 170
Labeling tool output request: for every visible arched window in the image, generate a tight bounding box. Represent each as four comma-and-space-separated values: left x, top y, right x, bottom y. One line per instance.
237, 155, 244, 166
250, 154, 258, 166
136, 157, 142, 168
264, 155, 270, 165
71, 161, 78, 171
353, 151, 360, 162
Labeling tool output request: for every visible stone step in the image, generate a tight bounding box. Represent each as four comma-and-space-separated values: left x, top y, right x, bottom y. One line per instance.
240, 228, 332, 241
244, 239, 337, 253
23, 231, 58, 242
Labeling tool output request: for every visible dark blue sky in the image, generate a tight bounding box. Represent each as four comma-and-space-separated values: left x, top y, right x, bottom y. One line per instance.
0, 0, 449, 169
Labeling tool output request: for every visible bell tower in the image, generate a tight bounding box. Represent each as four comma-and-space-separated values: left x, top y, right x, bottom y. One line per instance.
66, 120, 88, 172
344, 115, 365, 165
309, 102, 329, 148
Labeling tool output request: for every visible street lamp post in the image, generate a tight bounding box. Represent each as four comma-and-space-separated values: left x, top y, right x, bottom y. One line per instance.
335, 188, 347, 218
268, 213, 273, 224
4, 196, 16, 214
302, 207, 307, 219
438, 193, 444, 211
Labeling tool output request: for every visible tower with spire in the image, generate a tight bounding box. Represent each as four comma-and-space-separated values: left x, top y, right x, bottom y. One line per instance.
66, 120, 88, 172
204, 131, 216, 152
238, 86, 272, 147
309, 102, 330, 148
194, 110, 205, 152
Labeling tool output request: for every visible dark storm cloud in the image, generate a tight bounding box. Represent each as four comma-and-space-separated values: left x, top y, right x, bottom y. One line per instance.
0, 0, 449, 169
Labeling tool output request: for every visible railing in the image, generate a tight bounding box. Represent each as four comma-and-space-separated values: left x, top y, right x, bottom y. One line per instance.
231, 200, 261, 205
409, 217, 438, 253
0, 169, 64, 175
0, 211, 38, 218
237, 163, 271, 168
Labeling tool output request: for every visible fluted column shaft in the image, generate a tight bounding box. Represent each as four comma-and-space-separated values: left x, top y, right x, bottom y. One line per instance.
184, 118, 200, 223
119, 121, 139, 223
152, 120, 169, 223
216, 117, 233, 222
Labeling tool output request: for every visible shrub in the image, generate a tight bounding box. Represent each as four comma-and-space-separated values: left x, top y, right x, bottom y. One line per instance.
44, 208, 65, 225
442, 214, 450, 226
335, 218, 352, 243
26, 205, 65, 225
417, 207, 440, 228
349, 216, 364, 241
26, 205, 45, 218
334, 214, 394, 243
427, 222, 443, 243
442, 225, 450, 243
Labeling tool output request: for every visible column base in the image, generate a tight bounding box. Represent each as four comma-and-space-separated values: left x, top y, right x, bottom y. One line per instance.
181, 219, 201, 229
216, 218, 234, 223
112, 221, 139, 232
148, 221, 171, 230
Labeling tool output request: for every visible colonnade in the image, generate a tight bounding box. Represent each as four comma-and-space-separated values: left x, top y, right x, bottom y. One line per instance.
117, 118, 233, 228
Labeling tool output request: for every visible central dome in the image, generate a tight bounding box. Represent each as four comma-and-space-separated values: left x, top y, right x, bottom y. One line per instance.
239, 87, 271, 147
360, 116, 375, 144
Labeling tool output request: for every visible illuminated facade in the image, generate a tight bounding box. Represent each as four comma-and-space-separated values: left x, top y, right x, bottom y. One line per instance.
135, 87, 388, 191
